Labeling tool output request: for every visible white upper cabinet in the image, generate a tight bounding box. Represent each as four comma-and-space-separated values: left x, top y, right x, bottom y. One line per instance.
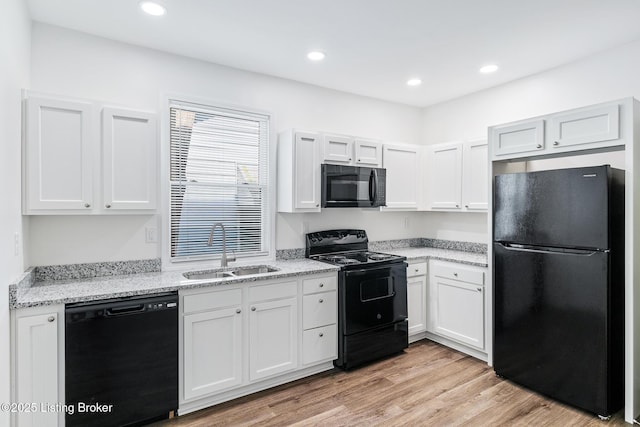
383, 143, 420, 210
428, 142, 462, 210
25, 96, 94, 212
549, 104, 619, 150
490, 119, 545, 158
102, 108, 157, 210
322, 134, 354, 164
277, 130, 321, 213
461, 140, 488, 211
490, 100, 626, 161
427, 139, 488, 212
354, 138, 382, 167
322, 134, 382, 167
23, 93, 158, 214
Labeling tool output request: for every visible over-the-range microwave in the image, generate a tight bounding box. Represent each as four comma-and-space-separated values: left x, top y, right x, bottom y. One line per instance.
321, 164, 386, 208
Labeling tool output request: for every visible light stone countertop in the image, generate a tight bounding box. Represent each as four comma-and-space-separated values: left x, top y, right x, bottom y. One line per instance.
11, 248, 487, 309
11, 259, 339, 309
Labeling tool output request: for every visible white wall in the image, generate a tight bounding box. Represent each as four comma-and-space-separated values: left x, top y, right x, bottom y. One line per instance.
422, 38, 640, 242
28, 23, 424, 264
0, 0, 31, 422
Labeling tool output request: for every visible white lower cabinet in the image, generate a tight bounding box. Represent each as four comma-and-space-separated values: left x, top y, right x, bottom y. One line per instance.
249, 295, 298, 381
179, 272, 337, 414
406, 261, 427, 340
11, 305, 64, 427
427, 260, 485, 352
183, 300, 243, 400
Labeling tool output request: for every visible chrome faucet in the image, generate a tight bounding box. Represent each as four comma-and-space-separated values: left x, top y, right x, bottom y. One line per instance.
207, 223, 236, 267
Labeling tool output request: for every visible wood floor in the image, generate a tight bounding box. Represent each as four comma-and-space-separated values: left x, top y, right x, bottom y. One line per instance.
153, 340, 627, 426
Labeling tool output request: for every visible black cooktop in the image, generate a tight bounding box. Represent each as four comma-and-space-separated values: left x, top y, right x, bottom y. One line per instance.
306, 229, 405, 269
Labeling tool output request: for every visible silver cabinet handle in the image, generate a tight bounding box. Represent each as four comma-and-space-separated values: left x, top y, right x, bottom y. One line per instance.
536, 144, 542, 149
319, 283, 324, 288
453, 272, 458, 277
414, 268, 419, 272
105, 204, 111, 208
251, 306, 256, 311
316, 204, 320, 207
465, 205, 469, 208
236, 308, 241, 314
553, 141, 560, 146
47, 316, 55, 322
456, 204, 459, 208
319, 299, 324, 303
477, 287, 482, 292
319, 332, 324, 337
84, 203, 91, 208
358, 159, 361, 162
349, 158, 352, 161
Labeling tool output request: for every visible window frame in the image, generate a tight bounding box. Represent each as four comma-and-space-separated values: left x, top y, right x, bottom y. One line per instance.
161, 94, 276, 270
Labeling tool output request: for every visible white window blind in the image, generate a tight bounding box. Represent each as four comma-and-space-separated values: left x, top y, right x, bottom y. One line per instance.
169, 102, 269, 261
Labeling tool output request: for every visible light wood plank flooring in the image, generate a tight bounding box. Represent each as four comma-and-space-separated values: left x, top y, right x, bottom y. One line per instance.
154, 340, 627, 426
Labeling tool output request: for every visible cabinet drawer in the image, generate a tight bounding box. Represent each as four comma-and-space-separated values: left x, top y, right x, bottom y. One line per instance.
407, 262, 427, 277
302, 324, 337, 365
432, 262, 484, 285
183, 288, 242, 314
303, 292, 337, 329
302, 275, 337, 294
248, 280, 297, 302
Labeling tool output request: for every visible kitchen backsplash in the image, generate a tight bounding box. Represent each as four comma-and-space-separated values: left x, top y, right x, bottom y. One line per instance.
276, 238, 487, 260
34, 258, 161, 282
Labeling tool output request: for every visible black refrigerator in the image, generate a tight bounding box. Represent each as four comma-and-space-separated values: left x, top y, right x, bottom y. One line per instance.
493, 165, 624, 418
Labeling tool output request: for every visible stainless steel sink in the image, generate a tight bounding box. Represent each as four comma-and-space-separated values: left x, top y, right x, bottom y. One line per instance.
231, 266, 279, 276
183, 265, 280, 280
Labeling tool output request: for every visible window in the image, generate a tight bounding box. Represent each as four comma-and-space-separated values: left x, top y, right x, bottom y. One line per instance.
169, 101, 269, 262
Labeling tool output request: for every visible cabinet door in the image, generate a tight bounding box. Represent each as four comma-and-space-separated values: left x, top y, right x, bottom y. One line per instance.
354, 139, 382, 167
294, 132, 321, 210
323, 134, 353, 164
183, 307, 243, 400
383, 144, 419, 209
15, 312, 59, 427
462, 140, 488, 211
430, 276, 484, 350
302, 324, 337, 365
25, 97, 94, 212
102, 107, 157, 210
491, 119, 544, 158
549, 104, 620, 150
249, 297, 298, 381
429, 143, 462, 209
407, 275, 427, 336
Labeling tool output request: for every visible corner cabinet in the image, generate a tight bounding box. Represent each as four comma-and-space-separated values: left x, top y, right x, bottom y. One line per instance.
382, 143, 421, 210
179, 272, 337, 415
11, 305, 65, 427
277, 130, 321, 212
490, 100, 624, 161
23, 93, 158, 214
427, 139, 488, 212
426, 260, 487, 359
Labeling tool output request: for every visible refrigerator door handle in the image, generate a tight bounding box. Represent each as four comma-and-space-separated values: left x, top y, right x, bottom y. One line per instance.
498, 242, 603, 256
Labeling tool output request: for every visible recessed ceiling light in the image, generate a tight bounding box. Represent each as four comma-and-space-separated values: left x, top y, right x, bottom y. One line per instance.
140, 1, 166, 16
307, 51, 326, 61
407, 78, 422, 86
479, 64, 499, 74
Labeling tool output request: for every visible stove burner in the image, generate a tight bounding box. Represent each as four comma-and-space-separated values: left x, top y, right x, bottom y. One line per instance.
368, 253, 392, 261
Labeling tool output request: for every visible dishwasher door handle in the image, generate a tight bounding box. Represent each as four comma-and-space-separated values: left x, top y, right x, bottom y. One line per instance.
105, 304, 146, 316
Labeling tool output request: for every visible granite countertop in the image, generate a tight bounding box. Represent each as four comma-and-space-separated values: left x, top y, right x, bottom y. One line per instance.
384, 247, 487, 267
11, 259, 339, 309
10, 242, 488, 309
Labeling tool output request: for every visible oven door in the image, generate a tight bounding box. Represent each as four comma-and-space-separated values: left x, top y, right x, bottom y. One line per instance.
341, 262, 407, 335
322, 164, 386, 208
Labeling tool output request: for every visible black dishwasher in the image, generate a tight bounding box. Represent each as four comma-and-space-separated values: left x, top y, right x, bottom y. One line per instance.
65, 292, 178, 427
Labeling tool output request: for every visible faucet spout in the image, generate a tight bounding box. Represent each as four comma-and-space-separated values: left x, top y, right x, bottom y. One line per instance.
207, 223, 235, 267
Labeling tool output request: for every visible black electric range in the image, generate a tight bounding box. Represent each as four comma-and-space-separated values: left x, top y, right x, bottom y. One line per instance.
306, 229, 408, 369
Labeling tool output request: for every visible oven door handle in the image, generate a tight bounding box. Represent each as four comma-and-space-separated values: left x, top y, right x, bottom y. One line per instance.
345, 265, 393, 276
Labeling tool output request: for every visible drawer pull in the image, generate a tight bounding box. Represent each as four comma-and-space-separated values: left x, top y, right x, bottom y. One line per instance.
319, 332, 324, 337
477, 287, 482, 292
453, 272, 458, 277
319, 283, 324, 288
47, 316, 55, 322
414, 268, 419, 272
553, 141, 560, 146
319, 298, 324, 303
251, 306, 256, 312
236, 308, 241, 314
536, 144, 542, 149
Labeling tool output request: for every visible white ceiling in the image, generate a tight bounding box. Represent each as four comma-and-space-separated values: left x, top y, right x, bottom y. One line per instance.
26, 0, 640, 107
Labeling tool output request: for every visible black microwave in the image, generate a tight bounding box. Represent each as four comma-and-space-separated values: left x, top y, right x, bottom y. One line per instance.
321, 164, 386, 208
